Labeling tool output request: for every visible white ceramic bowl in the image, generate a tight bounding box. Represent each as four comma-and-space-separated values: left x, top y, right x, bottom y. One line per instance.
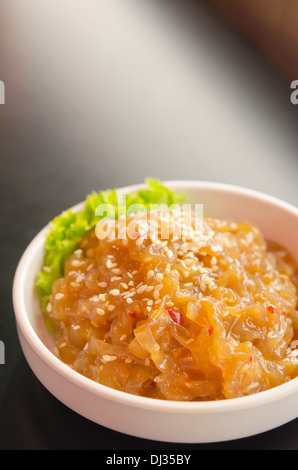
12, 181, 298, 443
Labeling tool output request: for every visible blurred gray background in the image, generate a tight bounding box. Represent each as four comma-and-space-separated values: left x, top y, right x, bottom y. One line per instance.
1, 0, 297, 216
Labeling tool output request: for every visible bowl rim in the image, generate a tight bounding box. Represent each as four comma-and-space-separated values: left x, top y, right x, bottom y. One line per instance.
12, 180, 298, 414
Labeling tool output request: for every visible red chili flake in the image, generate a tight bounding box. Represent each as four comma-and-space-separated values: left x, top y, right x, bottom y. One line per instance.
167, 308, 184, 326
281, 311, 286, 316
129, 311, 137, 318
249, 356, 253, 363
267, 305, 276, 314
208, 326, 214, 336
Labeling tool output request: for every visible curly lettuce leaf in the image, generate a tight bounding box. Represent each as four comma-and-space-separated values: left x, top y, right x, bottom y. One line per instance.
36, 179, 186, 312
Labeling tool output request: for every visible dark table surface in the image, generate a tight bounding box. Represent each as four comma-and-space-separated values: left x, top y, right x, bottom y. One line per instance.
1, 0, 298, 451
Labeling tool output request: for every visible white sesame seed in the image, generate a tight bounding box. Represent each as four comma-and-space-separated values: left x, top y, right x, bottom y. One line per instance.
96, 308, 105, 316
147, 270, 154, 279
146, 306, 152, 312
166, 250, 174, 258
109, 289, 120, 296
108, 305, 116, 312
70, 282, 80, 288
156, 273, 164, 281
137, 285, 147, 294
145, 285, 154, 293
46, 303, 52, 313
153, 290, 160, 300
98, 282, 108, 288
98, 294, 106, 301
111, 268, 121, 275
73, 325, 81, 330
55, 293, 65, 300
43, 266, 52, 273
72, 260, 83, 267
106, 259, 113, 269
102, 355, 117, 362
126, 298, 133, 304
120, 334, 127, 342
120, 283, 128, 290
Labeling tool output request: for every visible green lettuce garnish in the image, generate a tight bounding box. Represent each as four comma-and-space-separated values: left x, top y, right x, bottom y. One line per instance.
36, 179, 186, 312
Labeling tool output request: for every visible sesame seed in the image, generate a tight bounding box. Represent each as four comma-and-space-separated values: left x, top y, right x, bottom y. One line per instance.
72, 325, 81, 330
108, 305, 116, 312
126, 298, 133, 304
137, 285, 147, 294
72, 260, 83, 267
111, 276, 121, 282
166, 250, 174, 258
111, 268, 121, 275
156, 273, 164, 281
146, 306, 152, 312
145, 285, 154, 293
46, 303, 52, 313
55, 293, 65, 300
43, 266, 52, 273
96, 308, 105, 316
120, 334, 127, 342
102, 355, 117, 362
71, 282, 80, 288
147, 270, 154, 279
153, 290, 160, 300
98, 282, 108, 288
98, 294, 106, 301
106, 259, 113, 269
109, 289, 120, 296
120, 283, 128, 290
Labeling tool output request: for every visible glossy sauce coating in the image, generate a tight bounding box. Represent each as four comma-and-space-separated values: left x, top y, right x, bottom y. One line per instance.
46, 211, 298, 400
